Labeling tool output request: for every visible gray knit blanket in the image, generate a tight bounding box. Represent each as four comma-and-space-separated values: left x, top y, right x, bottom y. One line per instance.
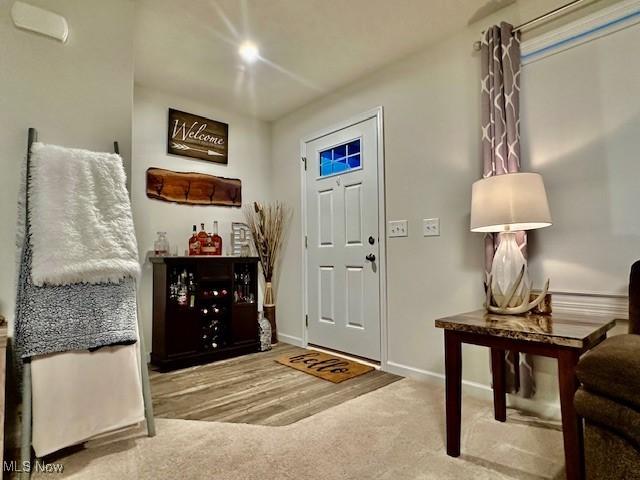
14, 144, 138, 359
15, 235, 138, 359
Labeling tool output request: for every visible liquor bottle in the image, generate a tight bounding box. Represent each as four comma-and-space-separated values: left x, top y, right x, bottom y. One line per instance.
211, 221, 223, 256
177, 272, 188, 305
154, 232, 169, 256
201, 223, 216, 256
197, 223, 210, 255
188, 225, 200, 256
188, 272, 196, 308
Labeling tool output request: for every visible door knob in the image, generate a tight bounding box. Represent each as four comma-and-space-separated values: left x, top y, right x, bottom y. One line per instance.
366, 254, 376, 262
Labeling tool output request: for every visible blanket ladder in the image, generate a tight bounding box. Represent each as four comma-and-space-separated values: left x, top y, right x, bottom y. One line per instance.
19, 127, 156, 479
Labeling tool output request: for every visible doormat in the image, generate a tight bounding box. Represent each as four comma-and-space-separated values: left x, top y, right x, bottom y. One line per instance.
276, 350, 375, 383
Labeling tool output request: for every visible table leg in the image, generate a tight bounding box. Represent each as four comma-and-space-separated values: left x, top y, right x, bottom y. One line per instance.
557, 349, 584, 480
490, 348, 507, 422
444, 330, 462, 457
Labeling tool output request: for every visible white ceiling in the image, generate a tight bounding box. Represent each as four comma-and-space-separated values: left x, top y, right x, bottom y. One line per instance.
134, 0, 515, 121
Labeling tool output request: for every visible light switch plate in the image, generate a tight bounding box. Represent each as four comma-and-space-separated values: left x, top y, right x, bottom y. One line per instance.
388, 220, 408, 237
423, 218, 440, 237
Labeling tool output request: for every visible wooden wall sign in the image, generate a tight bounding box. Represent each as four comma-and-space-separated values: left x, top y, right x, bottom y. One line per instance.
167, 108, 228, 163
146, 168, 241, 207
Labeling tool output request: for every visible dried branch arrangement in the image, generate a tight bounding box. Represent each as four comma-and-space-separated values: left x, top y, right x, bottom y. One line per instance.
244, 202, 291, 303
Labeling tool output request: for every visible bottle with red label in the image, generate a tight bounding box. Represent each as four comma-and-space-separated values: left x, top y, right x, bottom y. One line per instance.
188, 225, 200, 256
196, 223, 210, 255
211, 221, 222, 255
201, 223, 216, 256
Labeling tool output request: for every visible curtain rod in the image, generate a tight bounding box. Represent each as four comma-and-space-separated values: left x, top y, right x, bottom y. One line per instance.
472, 0, 590, 50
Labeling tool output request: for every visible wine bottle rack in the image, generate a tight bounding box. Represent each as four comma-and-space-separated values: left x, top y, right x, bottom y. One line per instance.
150, 256, 259, 370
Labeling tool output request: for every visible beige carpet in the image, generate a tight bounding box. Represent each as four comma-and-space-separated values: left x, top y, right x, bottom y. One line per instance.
36, 379, 565, 479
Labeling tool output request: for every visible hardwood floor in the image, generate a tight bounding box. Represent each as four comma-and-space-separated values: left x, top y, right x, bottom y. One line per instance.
149, 343, 401, 426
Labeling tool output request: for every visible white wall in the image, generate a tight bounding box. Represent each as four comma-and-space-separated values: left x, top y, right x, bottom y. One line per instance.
271, 9, 493, 391
132, 86, 272, 353
510, 8, 640, 410
0, 0, 134, 334
522, 20, 640, 296
270, 1, 633, 415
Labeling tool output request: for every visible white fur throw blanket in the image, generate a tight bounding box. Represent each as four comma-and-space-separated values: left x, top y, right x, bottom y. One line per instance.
29, 143, 140, 286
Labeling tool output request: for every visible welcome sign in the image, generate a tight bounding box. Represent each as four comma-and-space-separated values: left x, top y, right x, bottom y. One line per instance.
167, 108, 228, 163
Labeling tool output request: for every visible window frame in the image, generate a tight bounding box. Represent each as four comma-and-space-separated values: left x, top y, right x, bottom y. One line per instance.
316, 137, 363, 180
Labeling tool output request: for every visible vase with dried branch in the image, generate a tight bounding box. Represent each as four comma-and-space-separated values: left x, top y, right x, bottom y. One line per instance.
244, 201, 290, 344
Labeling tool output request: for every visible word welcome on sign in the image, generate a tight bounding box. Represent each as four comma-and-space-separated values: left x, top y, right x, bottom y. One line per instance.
167, 108, 228, 163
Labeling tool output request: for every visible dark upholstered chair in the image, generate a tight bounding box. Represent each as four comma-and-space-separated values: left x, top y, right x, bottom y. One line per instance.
575, 261, 640, 479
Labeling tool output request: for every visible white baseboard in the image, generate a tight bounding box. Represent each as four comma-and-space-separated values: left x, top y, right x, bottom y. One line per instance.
386, 360, 493, 397
386, 360, 561, 420
277, 333, 305, 347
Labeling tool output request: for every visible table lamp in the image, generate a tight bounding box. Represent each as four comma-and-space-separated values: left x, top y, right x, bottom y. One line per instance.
470, 172, 552, 315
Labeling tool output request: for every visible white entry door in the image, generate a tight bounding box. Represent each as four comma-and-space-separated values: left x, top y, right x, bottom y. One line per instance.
304, 115, 381, 361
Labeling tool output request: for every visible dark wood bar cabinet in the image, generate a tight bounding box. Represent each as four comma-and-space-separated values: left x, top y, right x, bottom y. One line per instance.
150, 256, 259, 370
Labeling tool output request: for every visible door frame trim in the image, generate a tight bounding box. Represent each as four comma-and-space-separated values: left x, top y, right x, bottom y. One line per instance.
299, 106, 388, 369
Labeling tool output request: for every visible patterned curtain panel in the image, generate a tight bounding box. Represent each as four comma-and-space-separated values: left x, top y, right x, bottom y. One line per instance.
480, 22, 535, 398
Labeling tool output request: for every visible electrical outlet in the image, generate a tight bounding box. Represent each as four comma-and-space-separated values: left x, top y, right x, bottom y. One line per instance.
423, 218, 440, 237
388, 220, 408, 238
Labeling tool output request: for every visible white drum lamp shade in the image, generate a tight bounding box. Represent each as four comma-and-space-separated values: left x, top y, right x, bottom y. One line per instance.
470, 172, 552, 314
470, 172, 552, 233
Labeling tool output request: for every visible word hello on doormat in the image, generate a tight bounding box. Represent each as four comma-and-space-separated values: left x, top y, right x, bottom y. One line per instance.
276, 351, 374, 383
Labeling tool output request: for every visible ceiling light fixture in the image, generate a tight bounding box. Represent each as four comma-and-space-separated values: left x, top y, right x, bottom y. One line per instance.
238, 41, 259, 63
